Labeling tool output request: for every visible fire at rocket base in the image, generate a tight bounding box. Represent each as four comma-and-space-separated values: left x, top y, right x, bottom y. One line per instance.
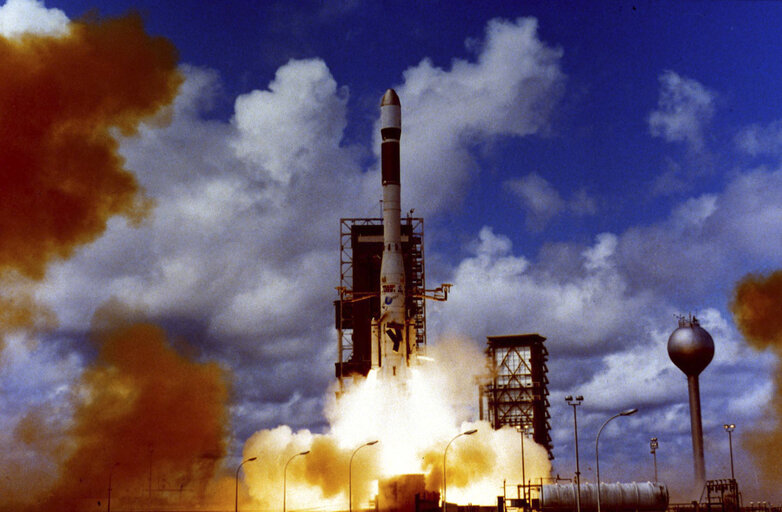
372, 89, 416, 379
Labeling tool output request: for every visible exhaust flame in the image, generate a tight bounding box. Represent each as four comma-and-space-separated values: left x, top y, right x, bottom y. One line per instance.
7, 317, 230, 511
731, 270, 782, 491
243, 337, 551, 510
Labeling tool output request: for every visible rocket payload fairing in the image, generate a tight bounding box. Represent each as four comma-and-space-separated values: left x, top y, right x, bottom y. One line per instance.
372, 89, 416, 378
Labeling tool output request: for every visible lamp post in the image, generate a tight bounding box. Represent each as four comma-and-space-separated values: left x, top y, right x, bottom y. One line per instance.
443, 429, 478, 512
284, 451, 310, 512
596, 408, 638, 512
565, 395, 584, 512
107, 463, 119, 512
516, 425, 528, 508
723, 424, 735, 480
235, 457, 257, 512
350, 441, 379, 512
649, 438, 658, 482
108, 469, 113, 512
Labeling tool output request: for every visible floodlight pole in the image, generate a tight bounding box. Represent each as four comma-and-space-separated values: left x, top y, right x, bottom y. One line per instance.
723, 424, 736, 481
566, 395, 584, 512
650, 438, 658, 482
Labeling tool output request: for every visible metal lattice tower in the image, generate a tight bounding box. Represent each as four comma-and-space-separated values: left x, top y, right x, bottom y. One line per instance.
480, 334, 553, 459
334, 217, 426, 386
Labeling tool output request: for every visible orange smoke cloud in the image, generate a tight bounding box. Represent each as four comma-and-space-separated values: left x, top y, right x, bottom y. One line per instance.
0, 12, 181, 280
13, 321, 230, 511
0, 277, 57, 354
0, 11, 180, 356
731, 271, 782, 350
243, 425, 380, 511
730, 270, 782, 491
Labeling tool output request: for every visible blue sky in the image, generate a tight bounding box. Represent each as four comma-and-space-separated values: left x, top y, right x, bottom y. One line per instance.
2, 0, 782, 505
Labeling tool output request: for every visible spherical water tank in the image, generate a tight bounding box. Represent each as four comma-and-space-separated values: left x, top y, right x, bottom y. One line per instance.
667, 316, 714, 376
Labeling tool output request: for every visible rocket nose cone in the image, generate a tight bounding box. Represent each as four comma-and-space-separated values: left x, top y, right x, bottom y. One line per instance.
381, 89, 400, 107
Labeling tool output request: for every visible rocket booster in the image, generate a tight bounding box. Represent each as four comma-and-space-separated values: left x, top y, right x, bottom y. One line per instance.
375, 88, 413, 377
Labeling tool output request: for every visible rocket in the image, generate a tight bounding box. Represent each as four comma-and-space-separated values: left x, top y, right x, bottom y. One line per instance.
372, 89, 415, 378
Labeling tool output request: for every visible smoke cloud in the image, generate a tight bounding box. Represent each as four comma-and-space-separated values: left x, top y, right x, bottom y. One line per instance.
0, 10, 182, 354
0, 276, 57, 356
5, 317, 230, 511
730, 270, 782, 491
0, 11, 181, 279
241, 337, 551, 510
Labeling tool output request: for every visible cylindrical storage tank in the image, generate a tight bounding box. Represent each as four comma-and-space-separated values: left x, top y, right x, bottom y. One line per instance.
541, 482, 668, 512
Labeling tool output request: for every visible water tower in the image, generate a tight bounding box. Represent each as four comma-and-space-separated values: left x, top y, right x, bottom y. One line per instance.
667, 315, 714, 494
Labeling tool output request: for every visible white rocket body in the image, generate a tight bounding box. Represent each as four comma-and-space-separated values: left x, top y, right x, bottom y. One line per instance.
372, 89, 415, 379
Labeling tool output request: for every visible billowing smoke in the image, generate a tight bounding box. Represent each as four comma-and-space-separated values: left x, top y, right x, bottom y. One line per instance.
0, 11, 180, 278
6, 314, 230, 511
0, 10, 181, 351
730, 270, 782, 491
242, 337, 551, 510
0, 9, 224, 510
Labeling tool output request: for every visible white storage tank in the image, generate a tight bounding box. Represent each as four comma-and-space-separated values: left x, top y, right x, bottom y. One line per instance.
540, 482, 668, 512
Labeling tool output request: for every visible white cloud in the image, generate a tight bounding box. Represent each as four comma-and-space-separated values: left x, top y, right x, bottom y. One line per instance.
504, 173, 565, 229
504, 172, 597, 230
616, 166, 782, 300
715, 168, 782, 260
569, 188, 598, 216
669, 194, 717, 228
432, 227, 653, 355
364, 17, 566, 216
37, 61, 360, 374
582, 232, 617, 272
648, 70, 716, 150
577, 332, 681, 410
232, 59, 350, 185
0, 0, 67, 37
735, 119, 782, 157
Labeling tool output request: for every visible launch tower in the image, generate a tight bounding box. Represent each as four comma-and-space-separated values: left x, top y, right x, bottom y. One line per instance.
335, 217, 427, 381
480, 334, 553, 459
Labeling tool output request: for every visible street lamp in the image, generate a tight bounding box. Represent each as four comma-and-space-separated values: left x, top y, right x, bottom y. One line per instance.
443, 429, 478, 512
649, 438, 658, 482
516, 425, 528, 508
235, 456, 257, 512
596, 408, 638, 512
350, 441, 379, 512
723, 424, 736, 481
284, 451, 310, 512
565, 395, 584, 512
107, 463, 120, 512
